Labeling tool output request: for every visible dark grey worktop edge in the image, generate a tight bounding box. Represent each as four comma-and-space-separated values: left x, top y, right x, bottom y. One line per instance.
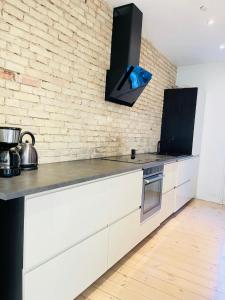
0, 165, 142, 201
0, 155, 195, 201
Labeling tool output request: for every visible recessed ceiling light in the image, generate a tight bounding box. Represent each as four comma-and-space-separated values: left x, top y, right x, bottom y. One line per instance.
207, 19, 215, 26
219, 44, 225, 50
200, 5, 207, 12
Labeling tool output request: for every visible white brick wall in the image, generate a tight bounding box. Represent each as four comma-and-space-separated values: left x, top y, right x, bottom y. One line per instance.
0, 0, 177, 163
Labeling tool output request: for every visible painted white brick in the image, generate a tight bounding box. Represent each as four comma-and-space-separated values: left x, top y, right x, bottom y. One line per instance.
14, 91, 39, 102
5, 61, 24, 74
5, 80, 20, 91
7, 44, 21, 55
6, 0, 29, 13
0, 0, 177, 164
3, 3, 24, 20
0, 114, 6, 124
2, 12, 30, 32
28, 110, 49, 119
1, 50, 28, 66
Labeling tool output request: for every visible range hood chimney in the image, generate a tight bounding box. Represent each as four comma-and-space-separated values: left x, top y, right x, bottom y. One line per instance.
105, 3, 152, 107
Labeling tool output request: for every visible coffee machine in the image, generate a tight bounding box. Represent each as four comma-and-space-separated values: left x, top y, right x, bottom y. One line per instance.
0, 127, 21, 177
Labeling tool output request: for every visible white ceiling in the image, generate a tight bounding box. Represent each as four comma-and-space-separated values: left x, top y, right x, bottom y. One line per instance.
106, 0, 225, 66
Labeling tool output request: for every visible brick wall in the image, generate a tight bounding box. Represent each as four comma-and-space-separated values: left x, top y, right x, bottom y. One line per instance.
0, 0, 177, 163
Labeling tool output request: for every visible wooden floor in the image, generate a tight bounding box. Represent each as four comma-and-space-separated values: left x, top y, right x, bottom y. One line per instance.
76, 199, 225, 300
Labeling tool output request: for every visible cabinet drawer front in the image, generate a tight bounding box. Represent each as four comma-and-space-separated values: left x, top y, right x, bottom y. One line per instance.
190, 157, 199, 198
161, 189, 175, 223
108, 209, 140, 269
139, 211, 161, 242
175, 181, 192, 212
107, 171, 143, 224
177, 158, 193, 186
163, 162, 178, 193
24, 171, 142, 271
23, 229, 108, 300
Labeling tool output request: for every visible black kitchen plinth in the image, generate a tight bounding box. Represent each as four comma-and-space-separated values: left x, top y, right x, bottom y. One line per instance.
0, 197, 24, 300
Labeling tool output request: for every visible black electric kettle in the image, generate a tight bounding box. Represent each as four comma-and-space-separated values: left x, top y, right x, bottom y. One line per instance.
18, 131, 38, 170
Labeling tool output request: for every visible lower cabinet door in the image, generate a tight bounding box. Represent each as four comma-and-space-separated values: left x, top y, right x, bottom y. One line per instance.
190, 157, 199, 199
161, 189, 175, 223
163, 162, 178, 194
177, 158, 194, 186
138, 211, 161, 242
175, 180, 192, 212
23, 228, 108, 300
108, 209, 140, 269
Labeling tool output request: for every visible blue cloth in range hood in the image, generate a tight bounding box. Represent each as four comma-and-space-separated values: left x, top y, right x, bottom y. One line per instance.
128, 65, 152, 89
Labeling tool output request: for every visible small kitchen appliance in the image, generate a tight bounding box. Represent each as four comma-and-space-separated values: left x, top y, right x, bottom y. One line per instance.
18, 131, 38, 170
0, 127, 21, 177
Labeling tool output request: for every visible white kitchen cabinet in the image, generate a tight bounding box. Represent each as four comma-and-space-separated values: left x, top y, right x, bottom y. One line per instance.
107, 171, 143, 224
138, 211, 161, 242
161, 189, 175, 223
23, 228, 108, 300
177, 158, 194, 186
163, 162, 178, 193
22, 157, 199, 300
190, 156, 199, 198
174, 180, 192, 212
174, 157, 199, 212
24, 170, 142, 271
108, 209, 140, 268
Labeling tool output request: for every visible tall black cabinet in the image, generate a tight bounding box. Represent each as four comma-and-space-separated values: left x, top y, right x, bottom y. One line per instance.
159, 88, 198, 155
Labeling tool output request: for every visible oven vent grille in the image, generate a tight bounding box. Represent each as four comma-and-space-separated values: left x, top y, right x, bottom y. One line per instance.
144, 165, 163, 176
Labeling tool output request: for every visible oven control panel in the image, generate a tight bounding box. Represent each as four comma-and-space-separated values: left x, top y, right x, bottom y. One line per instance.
143, 165, 164, 177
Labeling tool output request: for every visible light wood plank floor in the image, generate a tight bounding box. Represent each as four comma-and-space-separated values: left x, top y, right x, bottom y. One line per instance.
76, 199, 225, 300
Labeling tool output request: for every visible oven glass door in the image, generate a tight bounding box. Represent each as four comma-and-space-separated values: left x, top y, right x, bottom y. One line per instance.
141, 174, 163, 222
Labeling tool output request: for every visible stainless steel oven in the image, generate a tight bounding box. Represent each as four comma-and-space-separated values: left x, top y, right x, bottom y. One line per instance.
141, 165, 164, 222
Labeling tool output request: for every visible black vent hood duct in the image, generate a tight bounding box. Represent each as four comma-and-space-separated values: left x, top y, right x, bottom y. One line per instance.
105, 3, 152, 107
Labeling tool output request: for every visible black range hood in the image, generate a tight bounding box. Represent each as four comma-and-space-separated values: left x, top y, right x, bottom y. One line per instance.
105, 3, 152, 107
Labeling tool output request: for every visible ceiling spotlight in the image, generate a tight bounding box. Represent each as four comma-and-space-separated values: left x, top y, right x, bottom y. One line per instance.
207, 19, 215, 26
200, 5, 207, 12
220, 44, 225, 50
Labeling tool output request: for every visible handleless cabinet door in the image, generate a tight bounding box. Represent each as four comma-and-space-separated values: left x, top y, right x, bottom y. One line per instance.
138, 211, 161, 242
190, 157, 199, 198
107, 171, 143, 224
175, 180, 192, 212
161, 189, 175, 223
23, 228, 108, 300
163, 162, 178, 193
108, 209, 140, 269
177, 158, 194, 186
24, 180, 109, 271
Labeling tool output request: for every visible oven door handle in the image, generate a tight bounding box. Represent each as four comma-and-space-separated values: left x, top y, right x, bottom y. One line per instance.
144, 174, 164, 185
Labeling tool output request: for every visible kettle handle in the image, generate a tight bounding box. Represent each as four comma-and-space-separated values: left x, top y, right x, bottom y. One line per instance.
20, 131, 36, 145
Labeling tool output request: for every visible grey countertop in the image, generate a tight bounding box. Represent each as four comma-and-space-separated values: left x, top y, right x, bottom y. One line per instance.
0, 159, 142, 201
0, 154, 193, 201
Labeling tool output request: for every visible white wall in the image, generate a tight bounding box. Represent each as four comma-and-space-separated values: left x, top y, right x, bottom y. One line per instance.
176, 62, 225, 204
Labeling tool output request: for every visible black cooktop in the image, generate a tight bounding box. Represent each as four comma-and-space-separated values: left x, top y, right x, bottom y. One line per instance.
102, 153, 178, 165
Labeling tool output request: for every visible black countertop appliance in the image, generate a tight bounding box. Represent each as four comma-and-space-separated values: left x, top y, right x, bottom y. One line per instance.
0, 127, 21, 177
105, 4, 152, 107
158, 88, 198, 156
